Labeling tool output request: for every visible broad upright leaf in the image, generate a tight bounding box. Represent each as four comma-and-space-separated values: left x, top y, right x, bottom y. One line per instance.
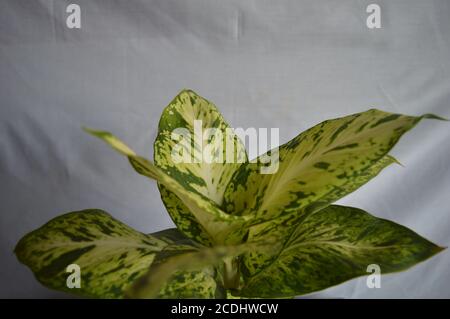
224, 110, 442, 225
15, 209, 184, 298
154, 90, 247, 245
238, 205, 444, 298
84, 128, 250, 245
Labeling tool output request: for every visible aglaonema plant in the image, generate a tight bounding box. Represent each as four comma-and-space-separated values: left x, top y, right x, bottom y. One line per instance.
15, 90, 446, 298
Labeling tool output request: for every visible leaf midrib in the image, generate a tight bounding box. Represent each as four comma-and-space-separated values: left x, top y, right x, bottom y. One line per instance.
35, 238, 165, 250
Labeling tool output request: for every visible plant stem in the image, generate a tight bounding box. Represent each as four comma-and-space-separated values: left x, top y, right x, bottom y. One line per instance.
223, 256, 240, 289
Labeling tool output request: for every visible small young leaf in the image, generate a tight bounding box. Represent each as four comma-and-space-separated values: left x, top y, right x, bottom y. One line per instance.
239, 205, 444, 298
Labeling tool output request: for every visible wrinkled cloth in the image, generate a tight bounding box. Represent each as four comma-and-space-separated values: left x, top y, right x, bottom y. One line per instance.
1, 0, 449, 298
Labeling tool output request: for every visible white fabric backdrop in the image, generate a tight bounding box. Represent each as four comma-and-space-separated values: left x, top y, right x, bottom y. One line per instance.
1, 0, 449, 298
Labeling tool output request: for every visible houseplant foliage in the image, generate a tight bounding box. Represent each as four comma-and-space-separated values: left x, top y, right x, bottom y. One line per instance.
15, 90, 445, 298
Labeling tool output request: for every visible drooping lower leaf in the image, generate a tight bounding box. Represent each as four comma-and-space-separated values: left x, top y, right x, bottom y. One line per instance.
15, 209, 187, 298
238, 205, 444, 298
154, 90, 247, 245
84, 129, 250, 245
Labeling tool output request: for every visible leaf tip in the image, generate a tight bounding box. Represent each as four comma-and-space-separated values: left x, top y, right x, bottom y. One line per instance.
427, 244, 446, 260
82, 126, 104, 137
421, 114, 449, 122
387, 155, 404, 167
178, 88, 196, 98
82, 126, 106, 139
436, 245, 447, 253
82, 127, 136, 157
13, 237, 25, 257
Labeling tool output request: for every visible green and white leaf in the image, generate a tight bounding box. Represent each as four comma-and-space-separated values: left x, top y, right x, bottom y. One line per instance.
239, 205, 444, 298
154, 90, 247, 245
138, 230, 225, 299
244, 154, 397, 246
15, 209, 194, 298
128, 241, 265, 298
84, 128, 250, 245
224, 110, 442, 225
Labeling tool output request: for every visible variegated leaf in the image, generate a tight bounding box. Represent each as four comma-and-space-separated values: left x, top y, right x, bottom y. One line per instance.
224, 110, 443, 225
238, 205, 444, 298
238, 155, 399, 282
154, 90, 247, 245
141, 230, 225, 299
129, 243, 220, 299
84, 128, 250, 245
128, 241, 264, 299
15, 209, 190, 298
245, 154, 397, 244
160, 270, 226, 299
